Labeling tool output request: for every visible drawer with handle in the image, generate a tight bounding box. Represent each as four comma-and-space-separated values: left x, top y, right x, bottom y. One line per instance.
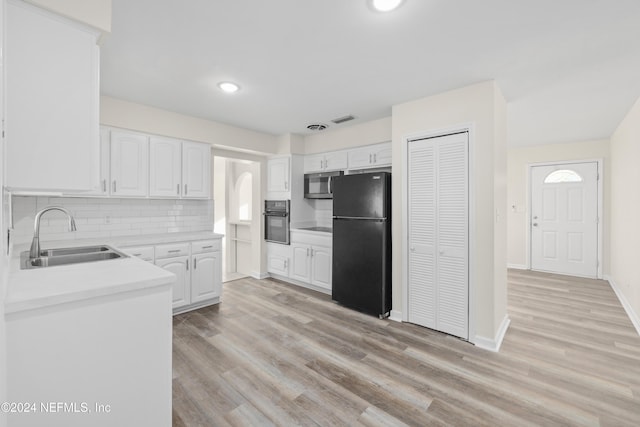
191, 240, 220, 254
155, 243, 190, 259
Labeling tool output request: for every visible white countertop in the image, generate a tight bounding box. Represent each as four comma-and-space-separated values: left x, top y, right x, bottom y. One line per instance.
5, 231, 223, 315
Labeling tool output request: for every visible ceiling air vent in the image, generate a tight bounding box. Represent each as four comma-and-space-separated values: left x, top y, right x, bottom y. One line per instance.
307, 123, 328, 131
331, 115, 355, 124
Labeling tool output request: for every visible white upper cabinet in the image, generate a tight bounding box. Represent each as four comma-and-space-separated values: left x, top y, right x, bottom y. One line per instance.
267, 157, 290, 193
5, 1, 100, 192
348, 142, 392, 170
304, 151, 348, 173
150, 136, 182, 198
110, 131, 149, 197
182, 142, 211, 199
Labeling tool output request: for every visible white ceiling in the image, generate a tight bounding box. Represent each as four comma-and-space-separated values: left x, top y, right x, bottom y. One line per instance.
100, 0, 640, 147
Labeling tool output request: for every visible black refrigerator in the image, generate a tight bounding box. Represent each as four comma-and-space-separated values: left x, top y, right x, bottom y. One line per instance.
332, 172, 391, 318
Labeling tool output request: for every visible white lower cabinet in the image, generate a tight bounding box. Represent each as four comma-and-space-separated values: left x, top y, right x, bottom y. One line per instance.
267, 242, 291, 277
156, 256, 190, 309
191, 251, 222, 304
283, 231, 332, 292
138, 238, 221, 314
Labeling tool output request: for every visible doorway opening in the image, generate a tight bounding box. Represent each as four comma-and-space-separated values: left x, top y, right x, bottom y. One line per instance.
213, 156, 259, 283
528, 160, 603, 278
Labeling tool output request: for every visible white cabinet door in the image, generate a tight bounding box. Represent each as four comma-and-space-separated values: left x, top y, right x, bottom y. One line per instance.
348, 146, 375, 169
290, 243, 311, 283
324, 151, 348, 171
267, 157, 290, 192
5, 1, 99, 192
371, 143, 392, 166
304, 154, 326, 173
310, 245, 332, 290
156, 256, 190, 309
110, 131, 149, 197
90, 127, 111, 196
182, 142, 211, 199
191, 252, 221, 303
150, 137, 182, 198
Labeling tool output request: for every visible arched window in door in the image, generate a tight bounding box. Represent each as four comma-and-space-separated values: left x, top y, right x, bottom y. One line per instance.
543, 169, 583, 184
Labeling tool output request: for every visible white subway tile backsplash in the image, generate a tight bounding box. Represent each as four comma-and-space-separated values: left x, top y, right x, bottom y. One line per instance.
12, 196, 214, 245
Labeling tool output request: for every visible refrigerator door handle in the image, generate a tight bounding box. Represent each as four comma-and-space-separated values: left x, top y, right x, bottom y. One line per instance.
328, 176, 332, 194
333, 216, 387, 221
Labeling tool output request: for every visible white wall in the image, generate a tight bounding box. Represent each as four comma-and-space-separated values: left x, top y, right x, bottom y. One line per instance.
26, 0, 111, 32
507, 139, 611, 271
610, 97, 640, 328
392, 81, 508, 344
101, 96, 279, 155
303, 116, 391, 154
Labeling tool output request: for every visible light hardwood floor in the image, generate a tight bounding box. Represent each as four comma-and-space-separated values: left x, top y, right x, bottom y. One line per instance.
172, 270, 640, 426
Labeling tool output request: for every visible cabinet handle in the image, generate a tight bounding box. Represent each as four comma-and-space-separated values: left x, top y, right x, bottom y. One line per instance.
168, 249, 181, 253
306, 248, 309, 256
284, 260, 288, 268
184, 184, 188, 195
369, 154, 372, 164
112, 180, 117, 193
102, 179, 106, 193
132, 253, 142, 256
194, 258, 197, 269
320, 160, 323, 170
374, 153, 377, 163
186, 259, 189, 270
177, 184, 180, 195
202, 245, 213, 249
285, 181, 288, 190
310, 248, 314, 257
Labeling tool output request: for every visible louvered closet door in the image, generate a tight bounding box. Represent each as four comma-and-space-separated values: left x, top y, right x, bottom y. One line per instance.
408, 132, 468, 340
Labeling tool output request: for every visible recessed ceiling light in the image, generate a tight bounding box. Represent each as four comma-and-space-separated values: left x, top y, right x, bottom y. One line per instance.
218, 82, 240, 93
371, 0, 404, 12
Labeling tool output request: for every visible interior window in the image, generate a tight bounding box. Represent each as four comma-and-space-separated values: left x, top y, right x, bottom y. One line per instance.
544, 169, 583, 184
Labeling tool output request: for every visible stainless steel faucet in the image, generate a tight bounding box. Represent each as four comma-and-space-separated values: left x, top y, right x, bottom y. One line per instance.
29, 206, 77, 259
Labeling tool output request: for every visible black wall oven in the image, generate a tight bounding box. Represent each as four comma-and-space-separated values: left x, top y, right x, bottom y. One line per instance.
264, 200, 290, 244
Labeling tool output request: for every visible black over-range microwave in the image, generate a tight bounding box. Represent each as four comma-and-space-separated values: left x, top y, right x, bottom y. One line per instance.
304, 171, 343, 199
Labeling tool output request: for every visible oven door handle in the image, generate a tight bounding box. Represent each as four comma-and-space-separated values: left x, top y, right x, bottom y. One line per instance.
263, 212, 289, 217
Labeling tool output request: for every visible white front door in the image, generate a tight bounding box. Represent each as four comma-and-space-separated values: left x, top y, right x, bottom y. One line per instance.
530, 162, 599, 278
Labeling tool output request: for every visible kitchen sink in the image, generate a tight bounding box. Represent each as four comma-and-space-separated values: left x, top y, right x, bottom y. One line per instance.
38, 245, 110, 257
20, 245, 128, 270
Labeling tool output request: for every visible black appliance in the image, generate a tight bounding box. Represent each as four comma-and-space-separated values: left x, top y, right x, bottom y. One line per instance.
304, 171, 343, 199
332, 172, 391, 318
263, 200, 290, 244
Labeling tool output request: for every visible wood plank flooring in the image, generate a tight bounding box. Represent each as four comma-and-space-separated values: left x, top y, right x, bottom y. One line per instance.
172, 270, 640, 426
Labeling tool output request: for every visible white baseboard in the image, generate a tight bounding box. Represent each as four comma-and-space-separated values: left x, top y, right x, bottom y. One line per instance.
474, 315, 511, 352
389, 310, 403, 322
251, 271, 270, 280
507, 263, 528, 270
605, 275, 640, 337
